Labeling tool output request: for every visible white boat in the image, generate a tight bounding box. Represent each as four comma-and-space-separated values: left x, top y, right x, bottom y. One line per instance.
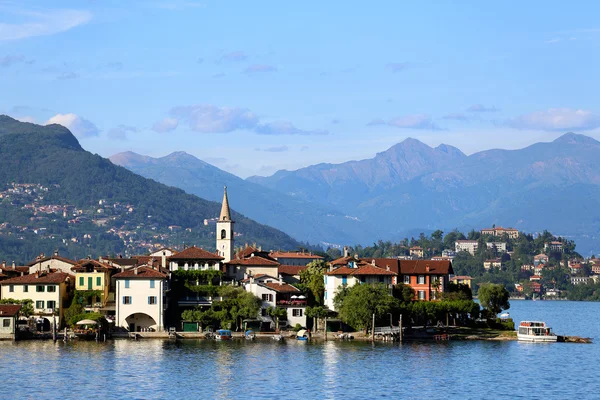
517, 321, 557, 342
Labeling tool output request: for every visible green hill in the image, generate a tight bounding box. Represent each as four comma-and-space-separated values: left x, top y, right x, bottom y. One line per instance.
0, 116, 305, 263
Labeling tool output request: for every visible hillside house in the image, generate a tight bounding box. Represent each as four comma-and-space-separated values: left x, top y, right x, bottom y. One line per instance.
455, 240, 478, 256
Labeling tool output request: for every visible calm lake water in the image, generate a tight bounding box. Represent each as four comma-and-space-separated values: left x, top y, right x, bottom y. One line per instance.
2, 300, 599, 400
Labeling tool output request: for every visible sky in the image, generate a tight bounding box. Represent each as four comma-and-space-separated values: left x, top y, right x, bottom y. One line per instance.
2, 0, 600, 178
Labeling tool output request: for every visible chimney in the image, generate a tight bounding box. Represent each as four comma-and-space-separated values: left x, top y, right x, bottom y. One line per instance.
1, 260, 5, 268
426, 265, 430, 272
343, 246, 349, 257
386, 266, 390, 271
371, 260, 376, 266
134, 267, 138, 275
12, 261, 15, 270
54, 249, 59, 256
279, 274, 283, 284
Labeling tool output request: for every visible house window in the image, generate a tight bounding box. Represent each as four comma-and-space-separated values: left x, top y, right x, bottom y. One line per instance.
96, 277, 102, 286
47, 285, 56, 292
2, 319, 9, 328
418, 290, 426, 300
123, 296, 132, 305
262, 294, 273, 302
148, 296, 157, 305
342, 276, 347, 285
79, 277, 84, 286
404, 276, 410, 284
418, 275, 425, 284
36, 285, 45, 292
324, 276, 327, 285
150, 280, 155, 289
47, 301, 56, 310
124, 279, 130, 289
23, 285, 28, 293
261, 308, 267, 316
292, 309, 303, 317
378, 276, 384, 283
360, 276, 365, 283
324, 292, 328, 300
9, 285, 14, 293
36, 300, 44, 309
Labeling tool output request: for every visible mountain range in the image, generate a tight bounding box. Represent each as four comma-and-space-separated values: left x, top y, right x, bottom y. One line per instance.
113, 133, 600, 255
0, 115, 303, 262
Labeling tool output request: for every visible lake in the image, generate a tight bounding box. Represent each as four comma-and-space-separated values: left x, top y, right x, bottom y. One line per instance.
2, 300, 599, 399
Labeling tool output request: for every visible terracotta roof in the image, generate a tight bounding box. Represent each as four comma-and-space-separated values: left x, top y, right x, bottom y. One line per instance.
330, 256, 357, 266
534, 254, 548, 259
450, 275, 472, 281
228, 256, 280, 266
270, 251, 323, 259
27, 255, 77, 267
278, 265, 308, 276
102, 258, 139, 267
171, 246, 224, 260
0, 305, 22, 317
0, 271, 73, 285
325, 265, 396, 276
237, 246, 258, 259
0, 266, 29, 274
113, 266, 167, 279
367, 258, 401, 274
71, 260, 116, 272
261, 282, 301, 293
400, 260, 453, 275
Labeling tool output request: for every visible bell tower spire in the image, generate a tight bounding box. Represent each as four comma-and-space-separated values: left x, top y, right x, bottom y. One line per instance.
216, 186, 234, 262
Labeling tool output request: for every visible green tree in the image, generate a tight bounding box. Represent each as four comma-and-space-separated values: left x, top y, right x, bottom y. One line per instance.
391, 283, 415, 304
299, 260, 327, 305
478, 283, 510, 316
266, 306, 287, 331
305, 305, 329, 331
0, 298, 34, 317
335, 284, 399, 333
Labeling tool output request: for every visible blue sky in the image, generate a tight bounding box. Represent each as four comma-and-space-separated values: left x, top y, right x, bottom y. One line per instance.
2, 0, 600, 177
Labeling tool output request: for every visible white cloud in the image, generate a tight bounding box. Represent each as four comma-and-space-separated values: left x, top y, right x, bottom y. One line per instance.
255, 121, 328, 136
0, 9, 92, 41
45, 113, 99, 138
368, 114, 441, 130
506, 108, 600, 132
169, 105, 259, 133
152, 117, 179, 133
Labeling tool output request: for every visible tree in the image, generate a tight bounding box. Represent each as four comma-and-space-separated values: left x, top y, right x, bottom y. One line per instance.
392, 283, 415, 304
266, 306, 287, 331
305, 306, 329, 331
0, 298, 33, 317
478, 283, 510, 316
335, 284, 399, 333
299, 260, 327, 305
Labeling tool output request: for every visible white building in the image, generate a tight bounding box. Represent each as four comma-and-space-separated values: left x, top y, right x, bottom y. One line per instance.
244, 277, 307, 329
216, 187, 234, 262
486, 242, 507, 252
269, 251, 323, 267
114, 266, 168, 332
455, 240, 478, 256
27, 251, 77, 275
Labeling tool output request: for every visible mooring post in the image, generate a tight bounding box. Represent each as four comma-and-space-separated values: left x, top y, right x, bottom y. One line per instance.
399, 314, 403, 343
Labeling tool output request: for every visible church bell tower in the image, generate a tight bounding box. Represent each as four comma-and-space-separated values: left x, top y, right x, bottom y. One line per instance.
216, 186, 234, 262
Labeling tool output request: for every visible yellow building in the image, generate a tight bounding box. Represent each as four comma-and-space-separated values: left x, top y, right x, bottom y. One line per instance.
71, 260, 116, 310
450, 275, 472, 288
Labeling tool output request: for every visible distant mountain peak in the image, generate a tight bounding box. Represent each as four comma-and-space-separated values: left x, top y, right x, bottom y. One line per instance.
553, 132, 600, 145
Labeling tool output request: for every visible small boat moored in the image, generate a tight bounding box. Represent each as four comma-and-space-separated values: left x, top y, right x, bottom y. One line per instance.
517, 321, 557, 342
245, 330, 256, 340
215, 329, 232, 340
296, 329, 310, 341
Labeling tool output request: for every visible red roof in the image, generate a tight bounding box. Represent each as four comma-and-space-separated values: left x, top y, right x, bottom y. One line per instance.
113, 266, 167, 279
270, 251, 323, 260
228, 256, 280, 266
237, 246, 258, 259
0, 304, 22, 317
278, 265, 308, 276
261, 282, 301, 293
367, 258, 401, 274
330, 256, 357, 266
71, 260, 116, 272
0, 271, 73, 285
326, 265, 396, 276
399, 260, 453, 275
171, 246, 223, 261
0, 266, 29, 274
450, 275, 472, 281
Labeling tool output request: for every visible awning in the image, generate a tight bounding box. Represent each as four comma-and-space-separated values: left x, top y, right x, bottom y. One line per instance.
76, 319, 98, 325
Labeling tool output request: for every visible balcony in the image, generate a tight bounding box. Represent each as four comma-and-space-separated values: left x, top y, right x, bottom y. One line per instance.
277, 300, 307, 306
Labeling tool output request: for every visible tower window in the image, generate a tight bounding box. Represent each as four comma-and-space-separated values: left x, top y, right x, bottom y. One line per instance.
221, 229, 226, 239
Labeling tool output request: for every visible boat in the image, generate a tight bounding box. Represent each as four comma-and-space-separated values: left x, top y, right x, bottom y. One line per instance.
272, 334, 284, 342
245, 330, 256, 340
517, 321, 557, 342
296, 329, 310, 341
215, 329, 232, 340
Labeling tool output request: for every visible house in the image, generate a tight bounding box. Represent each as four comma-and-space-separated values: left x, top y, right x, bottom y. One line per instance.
324, 262, 396, 311
480, 227, 519, 239
529, 275, 541, 281
533, 264, 545, 276
244, 277, 307, 329
569, 263, 582, 275
0, 304, 22, 340
530, 282, 542, 293
521, 264, 534, 272
27, 251, 77, 275
0, 261, 29, 280
483, 259, 503, 271
441, 249, 456, 258
269, 251, 323, 267
148, 247, 175, 269
168, 246, 224, 272
544, 241, 564, 253
591, 262, 600, 275
455, 240, 478, 256
533, 254, 549, 266
409, 246, 424, 258
71, 259, 117, 314
571, 276, 592, 285
450, 275, 472, 288
486, 242, 507, 252
397, 260, 453, 301
226, 254, 280, 281
431, 255, 453, 262
0, 271, 73, 331
277, 265, 308, 284
114, 266, 168, 332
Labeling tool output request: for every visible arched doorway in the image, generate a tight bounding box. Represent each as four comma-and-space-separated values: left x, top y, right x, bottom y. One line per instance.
124, 313, 157, 332
36, 317, 51, 332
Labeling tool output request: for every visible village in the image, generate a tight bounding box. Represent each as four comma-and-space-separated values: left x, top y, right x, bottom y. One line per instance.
0, 188, 596, 340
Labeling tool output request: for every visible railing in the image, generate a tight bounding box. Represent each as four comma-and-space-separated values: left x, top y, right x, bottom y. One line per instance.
277, 300, 307, 306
